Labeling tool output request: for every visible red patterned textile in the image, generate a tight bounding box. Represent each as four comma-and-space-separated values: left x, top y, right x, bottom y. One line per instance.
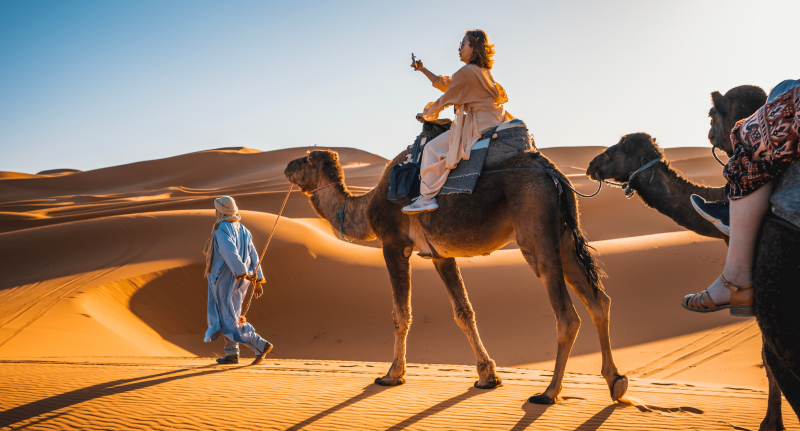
725, 86, 800, 200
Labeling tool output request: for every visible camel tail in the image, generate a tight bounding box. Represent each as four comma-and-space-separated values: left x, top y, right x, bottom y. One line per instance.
530, 152, 606, 295
562, 192, 606, 295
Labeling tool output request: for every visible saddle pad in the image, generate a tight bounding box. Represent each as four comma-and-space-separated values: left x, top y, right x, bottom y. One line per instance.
439, 119, 531, 196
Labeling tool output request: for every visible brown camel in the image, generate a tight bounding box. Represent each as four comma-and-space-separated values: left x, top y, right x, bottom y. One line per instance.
584, 84, 789, 431
284, 145, 628, 404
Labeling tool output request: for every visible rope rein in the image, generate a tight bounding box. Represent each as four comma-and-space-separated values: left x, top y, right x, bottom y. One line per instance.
241, 184, 293, 318
483, 160, 604, 199
712, 146, 728, 167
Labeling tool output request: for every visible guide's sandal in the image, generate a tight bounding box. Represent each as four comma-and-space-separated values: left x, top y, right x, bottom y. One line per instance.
251, 342, 273, 365
681, 274, 754, 317
216, 355, 239, 365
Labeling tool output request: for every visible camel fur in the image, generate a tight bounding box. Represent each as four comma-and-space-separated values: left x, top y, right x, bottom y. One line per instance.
285, 147, 628, 404
584, 85, 795, 431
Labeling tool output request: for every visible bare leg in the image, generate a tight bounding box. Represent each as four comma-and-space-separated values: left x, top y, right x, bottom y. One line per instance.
432, 257, 501, 389
707, 182, 774, 305
560, 233, 628, 401
375, 245, 412, 386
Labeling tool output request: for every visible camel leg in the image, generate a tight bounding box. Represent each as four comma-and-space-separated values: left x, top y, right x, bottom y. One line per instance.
432, 257, 502, 389
761, 343, 785, 431
560, 232, 628, 401
505, 180, 580, 404
375, 245, 412, 386
521, 245, 580, 404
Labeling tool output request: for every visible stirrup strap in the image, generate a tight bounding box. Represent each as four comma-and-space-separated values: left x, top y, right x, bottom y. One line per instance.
720, 274, 753, 292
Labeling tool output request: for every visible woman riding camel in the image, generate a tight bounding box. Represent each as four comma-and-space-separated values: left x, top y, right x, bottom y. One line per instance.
402, 29, 514, 214
683, 79, 800, 315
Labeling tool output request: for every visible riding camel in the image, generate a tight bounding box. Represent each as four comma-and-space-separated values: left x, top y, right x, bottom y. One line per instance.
284, 144, 628, 404
585, 85, 798, 430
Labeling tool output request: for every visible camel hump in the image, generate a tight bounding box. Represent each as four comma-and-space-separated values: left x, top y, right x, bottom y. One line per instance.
771, 161, 800, 229
484, 119, 534, 167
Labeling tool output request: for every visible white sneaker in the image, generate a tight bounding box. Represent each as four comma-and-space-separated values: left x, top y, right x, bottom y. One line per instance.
402, 196, 439, 213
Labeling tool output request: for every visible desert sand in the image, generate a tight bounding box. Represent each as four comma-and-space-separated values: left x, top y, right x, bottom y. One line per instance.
0, 145, 796, 430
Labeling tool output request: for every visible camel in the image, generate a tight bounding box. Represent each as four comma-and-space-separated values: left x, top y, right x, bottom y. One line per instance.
284, 143, 628, 404
584, 84, 797, 431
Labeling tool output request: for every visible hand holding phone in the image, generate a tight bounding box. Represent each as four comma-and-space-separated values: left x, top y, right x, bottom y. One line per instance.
411, 53, 423, 71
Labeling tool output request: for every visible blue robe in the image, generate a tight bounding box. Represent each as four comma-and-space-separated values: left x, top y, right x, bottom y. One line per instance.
204, 222, 265, 345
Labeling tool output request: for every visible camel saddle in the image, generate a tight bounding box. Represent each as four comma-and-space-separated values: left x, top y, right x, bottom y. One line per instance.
389, 119, 534, 205
771, 161, 800, 229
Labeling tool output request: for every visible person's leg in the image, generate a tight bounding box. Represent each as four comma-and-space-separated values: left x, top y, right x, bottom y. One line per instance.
215, 336, 240, 364
224, 336, 239, 356
705, 181, 774, 305
245, 331, 273, 365
419, 132, 451, 200
404, 131, 450, 213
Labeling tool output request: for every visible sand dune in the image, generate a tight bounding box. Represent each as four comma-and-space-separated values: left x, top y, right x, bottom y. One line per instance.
0, 145, 795, 429
1, 357, 793, 430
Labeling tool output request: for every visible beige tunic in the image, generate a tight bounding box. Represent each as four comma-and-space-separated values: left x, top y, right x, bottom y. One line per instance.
422, 64, 513, 169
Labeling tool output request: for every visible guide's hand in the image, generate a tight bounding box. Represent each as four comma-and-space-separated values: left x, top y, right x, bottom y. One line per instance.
416, 113, 425, 123
411, 59, 424, 71
238, 315, 247, 325
254, 284, 264, 298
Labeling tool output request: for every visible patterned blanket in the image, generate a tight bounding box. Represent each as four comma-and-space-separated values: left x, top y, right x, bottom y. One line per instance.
439, 119, 532, 195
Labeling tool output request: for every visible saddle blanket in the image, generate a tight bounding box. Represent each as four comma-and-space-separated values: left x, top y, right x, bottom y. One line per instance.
439, 119, 533, 195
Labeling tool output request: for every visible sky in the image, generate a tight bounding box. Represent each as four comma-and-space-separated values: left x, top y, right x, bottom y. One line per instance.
0, 0, 798, 174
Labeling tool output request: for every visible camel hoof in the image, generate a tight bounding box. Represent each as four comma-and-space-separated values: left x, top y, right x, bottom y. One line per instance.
474, 375, 502, 389
611, 374, 629, 401
528, 394, 558, 405
374, 376, 405, 386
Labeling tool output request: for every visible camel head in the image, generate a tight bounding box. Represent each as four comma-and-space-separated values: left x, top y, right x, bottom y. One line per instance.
284, 150, 345, 195
586, 133, 664, 182
708, 85, 766, 156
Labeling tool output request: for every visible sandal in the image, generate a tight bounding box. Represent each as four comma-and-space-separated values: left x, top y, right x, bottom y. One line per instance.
681, 274, 754, 317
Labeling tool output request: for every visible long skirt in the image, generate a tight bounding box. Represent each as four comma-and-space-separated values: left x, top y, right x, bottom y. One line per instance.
724, 86, 800, 200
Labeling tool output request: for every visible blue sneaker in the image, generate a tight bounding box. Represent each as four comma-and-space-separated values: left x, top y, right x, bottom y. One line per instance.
691, 194, 730, 236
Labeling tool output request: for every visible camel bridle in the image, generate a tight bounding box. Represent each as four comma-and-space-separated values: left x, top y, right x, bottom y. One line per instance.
601, 158, 661, 199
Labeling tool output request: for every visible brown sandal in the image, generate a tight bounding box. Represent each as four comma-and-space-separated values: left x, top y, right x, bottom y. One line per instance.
681, 274, 754, 317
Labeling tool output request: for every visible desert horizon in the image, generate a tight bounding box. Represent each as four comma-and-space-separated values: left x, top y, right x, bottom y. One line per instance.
3, 1, 799, 429
1, 144, 796, 429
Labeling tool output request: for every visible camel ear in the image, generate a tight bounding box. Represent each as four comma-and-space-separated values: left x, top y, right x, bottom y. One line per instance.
711, 91, 730, 116
620, 136, 634, 154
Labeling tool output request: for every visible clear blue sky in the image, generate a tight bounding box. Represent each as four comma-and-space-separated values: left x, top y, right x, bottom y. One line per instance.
0, 0, 797, 174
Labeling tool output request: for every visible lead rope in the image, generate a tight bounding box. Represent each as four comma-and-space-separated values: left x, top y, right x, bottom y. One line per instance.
241, 184, 294, 319
712, 146, 727, 167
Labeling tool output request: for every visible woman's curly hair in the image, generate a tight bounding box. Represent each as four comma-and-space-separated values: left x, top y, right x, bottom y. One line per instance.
465, 29, 495, 70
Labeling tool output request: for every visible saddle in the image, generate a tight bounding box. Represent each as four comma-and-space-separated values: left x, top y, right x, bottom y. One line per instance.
771, 161, 800, 230
387, 119, 534, 205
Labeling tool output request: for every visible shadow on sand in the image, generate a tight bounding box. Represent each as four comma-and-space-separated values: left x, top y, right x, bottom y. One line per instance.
0, 364, 241, 428
386, 386, 490, 430
509, 402, 551, 430
284, 383, 391, 431
573, 404, 620, 431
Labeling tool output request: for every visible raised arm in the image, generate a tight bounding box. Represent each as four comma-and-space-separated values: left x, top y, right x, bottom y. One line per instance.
411, 59, 451, 92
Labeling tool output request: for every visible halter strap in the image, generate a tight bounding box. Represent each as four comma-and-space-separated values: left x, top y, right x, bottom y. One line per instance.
309, 182, 340, 195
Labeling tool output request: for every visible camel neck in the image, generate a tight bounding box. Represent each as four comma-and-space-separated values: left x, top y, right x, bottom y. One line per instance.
309, 183, 376, 241
630, 162, 728, 239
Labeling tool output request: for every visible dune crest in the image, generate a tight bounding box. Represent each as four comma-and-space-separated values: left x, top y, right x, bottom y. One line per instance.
1, 145, 794, 429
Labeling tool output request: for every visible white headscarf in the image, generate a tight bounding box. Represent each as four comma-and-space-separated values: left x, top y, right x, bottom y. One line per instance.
204, 196, 242, 276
